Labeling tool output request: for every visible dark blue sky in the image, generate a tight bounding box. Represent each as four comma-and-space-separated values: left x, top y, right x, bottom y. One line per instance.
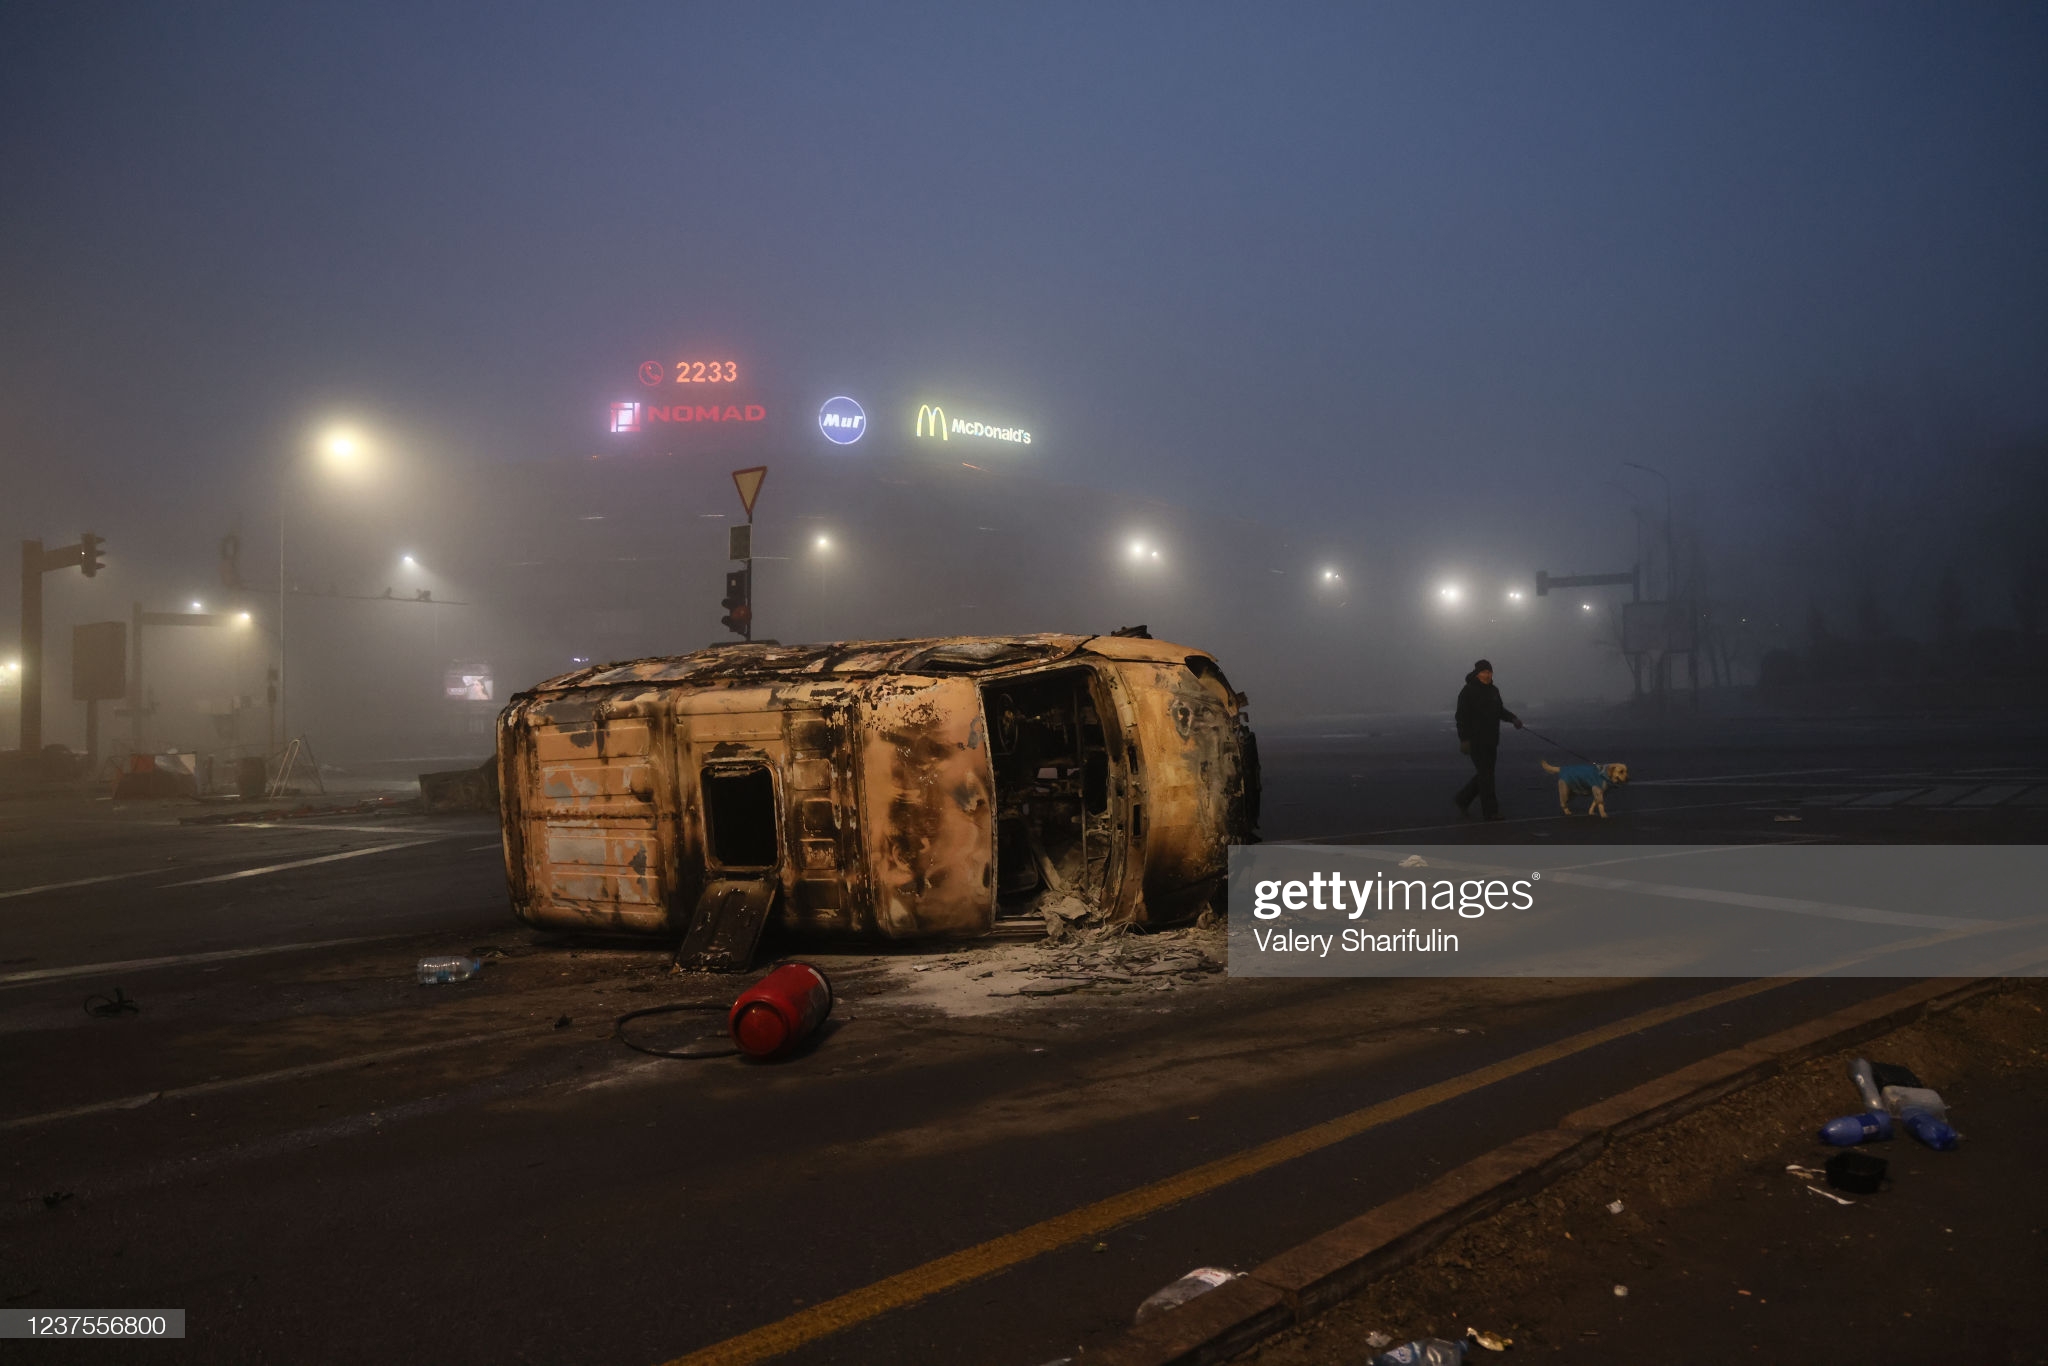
5, 1, 2045, 581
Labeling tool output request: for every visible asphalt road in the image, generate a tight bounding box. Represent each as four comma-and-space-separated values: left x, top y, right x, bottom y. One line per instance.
1, 710, 2043, 1365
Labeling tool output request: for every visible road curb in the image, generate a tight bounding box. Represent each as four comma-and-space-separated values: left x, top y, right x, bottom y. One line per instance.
1082, 976, 2005, 1366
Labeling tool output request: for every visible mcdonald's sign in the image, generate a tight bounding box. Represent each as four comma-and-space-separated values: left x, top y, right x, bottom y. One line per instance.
913, 404, 1032, 445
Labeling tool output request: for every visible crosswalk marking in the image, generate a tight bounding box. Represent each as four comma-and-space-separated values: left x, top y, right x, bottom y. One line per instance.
1955, 784, 2025, 806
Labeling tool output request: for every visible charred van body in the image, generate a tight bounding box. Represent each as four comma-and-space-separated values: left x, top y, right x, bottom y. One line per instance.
495, 633, 1258, 966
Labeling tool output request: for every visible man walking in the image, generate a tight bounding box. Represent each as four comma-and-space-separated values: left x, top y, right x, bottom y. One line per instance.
1454, 658, 1521, 820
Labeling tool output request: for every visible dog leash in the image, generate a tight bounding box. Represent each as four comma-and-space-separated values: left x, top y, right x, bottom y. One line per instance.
1517, 726, 1603, 768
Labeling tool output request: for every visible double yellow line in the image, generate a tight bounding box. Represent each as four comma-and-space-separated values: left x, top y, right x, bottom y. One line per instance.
665, 977, 1790, 1365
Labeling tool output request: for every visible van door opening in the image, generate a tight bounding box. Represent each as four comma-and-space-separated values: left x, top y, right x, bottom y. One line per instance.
982, 669, 1118, 921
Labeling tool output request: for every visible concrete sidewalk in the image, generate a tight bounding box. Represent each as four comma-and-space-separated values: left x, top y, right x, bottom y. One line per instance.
1239, 982, 2048, 1364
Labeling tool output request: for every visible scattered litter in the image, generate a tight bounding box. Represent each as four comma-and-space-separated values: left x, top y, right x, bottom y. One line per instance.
1091, 1242, 1109, 1254
1606, 1199, 1624, 1215
1613, 1284, 1628, 1297
553, 1015, 572, 1030
1818, 1110, 1892, 1145
1870, 1061, 1923, 1090
1804, 1184, 1855, 1207
1467, 1327, 1512, 1351
1848, 1057, 1885, 1111
1364, 1331, 1394, 1350
1884, 1085, 1960, 1151
41, 1190, 73, 1209
1825, 1150, 1887, 1194
1784, 1163, 1826, 1179
416, 955, 482, 985
1370, 1337, 1467, 1365
1399, 855, 1429, 868
84, 987, 139, 1017
470, 945, 507, 961
1736, 1289, 1751, 1297
1134, 1267, 1242, 1324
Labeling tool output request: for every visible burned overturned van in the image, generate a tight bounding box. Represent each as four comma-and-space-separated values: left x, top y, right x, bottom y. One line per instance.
496, 633, 1259, 966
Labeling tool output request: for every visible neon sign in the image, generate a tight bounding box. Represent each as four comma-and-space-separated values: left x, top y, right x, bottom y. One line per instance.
818, 397, 866, 445
609, 402, 765, 433
914, 404, 1031, 445
673, 361, 738, 383
634, 360, 742, 385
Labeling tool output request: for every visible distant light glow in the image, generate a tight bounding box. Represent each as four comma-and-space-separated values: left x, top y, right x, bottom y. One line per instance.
236, 612, 252, 624
190, 600, 203, 611
1322, 569, 1341, 582
3, 659, 18, 671
1128, 540, 1147, 560
1582, 602, 1594, 611
1440, 584, 1462, 604
814, 535, 832, 550
401, 554, 416, 566
1506, 589, 1525, 602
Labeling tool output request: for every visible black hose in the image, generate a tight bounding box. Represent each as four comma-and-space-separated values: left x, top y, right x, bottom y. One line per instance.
613, 1001, 739, 1059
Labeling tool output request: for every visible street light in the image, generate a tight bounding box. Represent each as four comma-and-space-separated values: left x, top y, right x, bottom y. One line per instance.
280, 421, 383, 753
1439, 584, 1462, 605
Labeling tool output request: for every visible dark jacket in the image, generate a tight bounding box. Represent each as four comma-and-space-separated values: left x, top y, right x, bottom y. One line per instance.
1455, 671, 1518, 747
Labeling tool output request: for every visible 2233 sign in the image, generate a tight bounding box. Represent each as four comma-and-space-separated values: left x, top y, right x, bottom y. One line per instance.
674, 361, 738, 383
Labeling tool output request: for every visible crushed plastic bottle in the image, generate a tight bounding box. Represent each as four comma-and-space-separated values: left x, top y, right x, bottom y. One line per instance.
1884, 1085, 1959, 1151
1818, 1110, 1893, 1145
416, 955, 483, 985
1370, 1339, 1467, 1366
1134, 1267, 1241, 1323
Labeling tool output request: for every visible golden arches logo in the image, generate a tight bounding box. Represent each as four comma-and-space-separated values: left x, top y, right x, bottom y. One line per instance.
915, 404, 948, 440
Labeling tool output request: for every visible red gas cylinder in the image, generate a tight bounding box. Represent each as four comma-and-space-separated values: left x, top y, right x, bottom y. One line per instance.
728, 962, 833, 1060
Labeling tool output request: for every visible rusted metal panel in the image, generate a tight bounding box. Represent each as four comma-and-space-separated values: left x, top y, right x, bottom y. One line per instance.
855, 675, 995, 938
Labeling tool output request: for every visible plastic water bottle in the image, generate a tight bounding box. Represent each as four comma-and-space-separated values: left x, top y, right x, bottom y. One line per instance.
1884, 1085, 1959, 1151
416, 955, 482, 985
1818, 1110, 1892, 1145
1848, 1058, 1885, 1112
1370, 1340, 1467, 1366
1134, 1268, 1241, 1323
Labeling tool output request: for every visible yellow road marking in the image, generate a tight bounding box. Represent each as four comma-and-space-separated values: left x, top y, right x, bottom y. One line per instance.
662, 977, 1792, 1366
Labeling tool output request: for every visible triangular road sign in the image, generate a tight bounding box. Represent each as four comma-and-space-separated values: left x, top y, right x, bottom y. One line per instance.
731, 466, 767, 520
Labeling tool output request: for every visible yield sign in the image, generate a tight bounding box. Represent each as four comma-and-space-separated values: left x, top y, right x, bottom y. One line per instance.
731, 466, 767, 520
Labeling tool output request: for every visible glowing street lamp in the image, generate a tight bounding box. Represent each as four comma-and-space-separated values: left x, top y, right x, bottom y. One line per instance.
278, 420, 387, 754
1439, 584, 1462, 606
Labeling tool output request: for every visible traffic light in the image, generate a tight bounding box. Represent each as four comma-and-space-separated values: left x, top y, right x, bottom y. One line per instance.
720, 567, 752, 638
79, 532, 105, 578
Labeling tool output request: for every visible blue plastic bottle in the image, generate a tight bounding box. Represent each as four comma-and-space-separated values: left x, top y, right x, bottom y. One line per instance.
1818, 1110, 1892, 1145
1885, 1086, 1959, 1151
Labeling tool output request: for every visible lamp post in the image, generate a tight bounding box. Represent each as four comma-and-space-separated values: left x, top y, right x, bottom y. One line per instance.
278, 426, 371, 755
1623, 461, 1696, 707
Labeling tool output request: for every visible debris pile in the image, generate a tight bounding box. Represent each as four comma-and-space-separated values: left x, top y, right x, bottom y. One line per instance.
993, 922, 1225, 997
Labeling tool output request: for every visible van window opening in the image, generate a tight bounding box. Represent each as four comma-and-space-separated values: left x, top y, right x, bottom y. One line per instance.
703, 767, 777, 869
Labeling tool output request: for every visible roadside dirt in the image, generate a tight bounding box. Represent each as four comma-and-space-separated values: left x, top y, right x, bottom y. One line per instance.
1240, 980, 2048, 1365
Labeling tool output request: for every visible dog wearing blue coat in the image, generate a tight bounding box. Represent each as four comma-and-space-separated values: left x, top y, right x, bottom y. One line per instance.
1541, 760, 1629, 817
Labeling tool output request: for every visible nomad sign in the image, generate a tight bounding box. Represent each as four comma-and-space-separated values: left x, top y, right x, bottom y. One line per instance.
914, 404, 1032, 445
610, 402, 766, 434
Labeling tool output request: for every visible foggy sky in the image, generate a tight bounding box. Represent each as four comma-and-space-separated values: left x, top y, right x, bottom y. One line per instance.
4, 3, 2046, 746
